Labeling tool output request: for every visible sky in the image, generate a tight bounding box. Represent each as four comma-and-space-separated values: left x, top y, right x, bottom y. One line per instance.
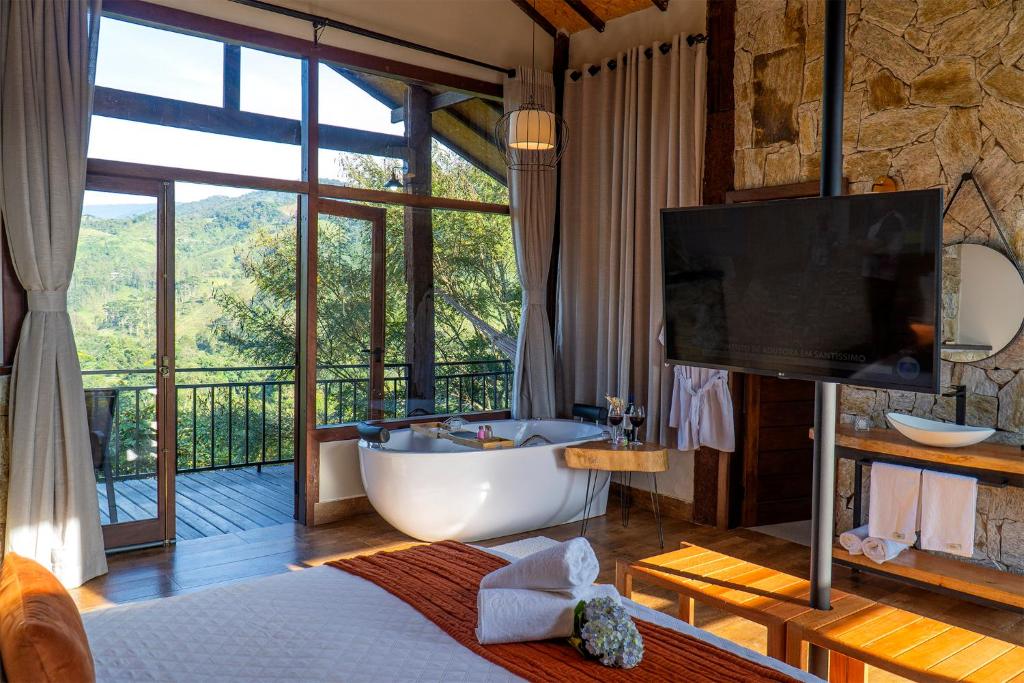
86, 17, 405, 208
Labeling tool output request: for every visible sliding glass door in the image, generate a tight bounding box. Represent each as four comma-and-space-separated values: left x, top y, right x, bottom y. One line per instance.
72, 176, 176, 548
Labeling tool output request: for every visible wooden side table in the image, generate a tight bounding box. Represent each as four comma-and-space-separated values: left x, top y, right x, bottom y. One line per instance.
565, 440, 669, 547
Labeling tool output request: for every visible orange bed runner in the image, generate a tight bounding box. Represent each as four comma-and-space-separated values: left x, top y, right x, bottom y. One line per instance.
328, 541, 800, 682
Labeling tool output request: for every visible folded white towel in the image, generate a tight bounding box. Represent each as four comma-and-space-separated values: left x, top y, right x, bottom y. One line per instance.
839, 525, 870, 555
920, 470, 977, 558
480, 537, 599, 592
868, 462, 922, 545
475, 584, 620, 644
861, 536, 910, 565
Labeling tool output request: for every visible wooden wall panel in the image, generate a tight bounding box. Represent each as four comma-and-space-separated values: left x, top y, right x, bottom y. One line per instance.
692, 0, 736, 527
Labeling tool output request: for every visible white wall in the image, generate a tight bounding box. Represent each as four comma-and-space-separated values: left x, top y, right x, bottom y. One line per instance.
143, 0, 550, 84
613, 448, 694, 501
568, 0, 706, 68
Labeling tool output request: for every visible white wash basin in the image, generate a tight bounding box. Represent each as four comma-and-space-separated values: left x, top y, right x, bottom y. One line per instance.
885, 412, 994, 448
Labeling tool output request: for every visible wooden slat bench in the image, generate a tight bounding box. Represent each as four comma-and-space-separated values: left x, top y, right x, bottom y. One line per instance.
786, 599, 1024, 682
615, 542, 872, 661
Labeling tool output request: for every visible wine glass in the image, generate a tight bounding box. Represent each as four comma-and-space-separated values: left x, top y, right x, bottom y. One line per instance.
607, 404, 624, 446
628, 405, 646, 446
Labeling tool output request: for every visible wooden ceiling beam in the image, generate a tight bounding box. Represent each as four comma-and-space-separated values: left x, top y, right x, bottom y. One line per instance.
509, 0, 558, 36
391, 91, 477, 123
651, 0, 669, 11
563, 0, 605, 32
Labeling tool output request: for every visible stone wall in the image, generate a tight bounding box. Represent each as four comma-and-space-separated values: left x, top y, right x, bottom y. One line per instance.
734, 0, 1024, 570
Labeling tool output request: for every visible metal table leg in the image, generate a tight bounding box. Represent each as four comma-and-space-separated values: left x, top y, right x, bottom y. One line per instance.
580, 468, 595, 538
650, 472, 664, 549
621, 471, 633, 527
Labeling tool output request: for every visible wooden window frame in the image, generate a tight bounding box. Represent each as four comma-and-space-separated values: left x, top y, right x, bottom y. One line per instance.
3, 2, 515, 525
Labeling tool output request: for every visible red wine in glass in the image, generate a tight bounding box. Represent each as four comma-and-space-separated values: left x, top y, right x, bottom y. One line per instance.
628, 407, 646, 444
608, 415, 623, 427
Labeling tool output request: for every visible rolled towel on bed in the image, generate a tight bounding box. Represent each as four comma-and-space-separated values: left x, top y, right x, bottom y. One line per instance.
480, 537, 599, 592
475, 584, 620, 644
839, 525, 870, 555
861, 536, 909, 565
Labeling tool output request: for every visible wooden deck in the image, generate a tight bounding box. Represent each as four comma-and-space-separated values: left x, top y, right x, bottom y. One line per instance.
97, 464, 295, 540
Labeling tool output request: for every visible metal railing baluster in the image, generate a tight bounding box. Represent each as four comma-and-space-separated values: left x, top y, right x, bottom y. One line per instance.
84, 361, 511, 483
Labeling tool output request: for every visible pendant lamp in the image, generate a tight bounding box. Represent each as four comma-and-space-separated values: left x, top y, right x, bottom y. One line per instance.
495, 0, 567, 171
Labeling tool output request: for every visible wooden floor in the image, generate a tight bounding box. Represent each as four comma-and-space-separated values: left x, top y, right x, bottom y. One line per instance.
97, 464, 294, 540
73, 497, 1023, 681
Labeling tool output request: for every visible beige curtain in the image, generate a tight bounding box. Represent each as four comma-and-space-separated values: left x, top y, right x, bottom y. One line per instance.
0, 0, 106, 587
506, 67, 557, 419
557, 36, 706, 443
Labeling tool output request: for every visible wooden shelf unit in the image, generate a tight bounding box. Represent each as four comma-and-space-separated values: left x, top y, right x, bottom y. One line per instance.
819, 425, 1024, 610
831, 426, 1023, 485
833, 545, 1024, 610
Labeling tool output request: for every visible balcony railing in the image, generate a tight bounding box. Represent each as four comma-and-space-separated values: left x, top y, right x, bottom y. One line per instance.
83, 360, 512, 483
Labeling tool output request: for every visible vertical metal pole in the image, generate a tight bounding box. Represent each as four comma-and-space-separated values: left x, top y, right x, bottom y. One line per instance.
810, 0, 846, 677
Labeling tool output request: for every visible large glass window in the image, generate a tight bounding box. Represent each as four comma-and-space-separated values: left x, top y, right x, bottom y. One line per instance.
241, 47, 302, 120
433, 209, 518, 414
90, 19, 303, 179
88, 8, 517, 426
96, 17, 222, 105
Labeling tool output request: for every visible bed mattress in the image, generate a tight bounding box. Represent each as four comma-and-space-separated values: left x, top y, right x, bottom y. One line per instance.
82, 543, 819, 682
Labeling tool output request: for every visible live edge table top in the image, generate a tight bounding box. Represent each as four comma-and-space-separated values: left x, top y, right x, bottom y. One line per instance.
564, 440, 669, 472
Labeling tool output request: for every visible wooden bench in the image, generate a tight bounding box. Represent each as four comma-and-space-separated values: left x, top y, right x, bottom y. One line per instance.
786, 599, 1024, 682
615, 542, 873, 661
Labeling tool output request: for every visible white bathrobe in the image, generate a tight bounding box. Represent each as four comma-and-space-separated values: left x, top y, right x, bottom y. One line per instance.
669, 365, 735, 452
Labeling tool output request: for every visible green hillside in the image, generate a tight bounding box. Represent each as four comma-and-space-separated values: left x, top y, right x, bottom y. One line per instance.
71, 147, 521, 388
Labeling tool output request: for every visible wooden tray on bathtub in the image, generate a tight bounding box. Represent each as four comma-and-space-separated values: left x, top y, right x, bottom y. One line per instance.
410, 422, 514, 449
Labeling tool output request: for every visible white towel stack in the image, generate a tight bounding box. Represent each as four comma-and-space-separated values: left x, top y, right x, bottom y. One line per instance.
919, 470, 977, 558
476, 538, 621, 644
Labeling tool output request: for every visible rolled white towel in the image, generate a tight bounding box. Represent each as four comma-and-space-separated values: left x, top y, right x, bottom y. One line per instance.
839, 525, 870, 555
861, 536, 909, 565
475, 584, 620, 645
480, 537, 599, 592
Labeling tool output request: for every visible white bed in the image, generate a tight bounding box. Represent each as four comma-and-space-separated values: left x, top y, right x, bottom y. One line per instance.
82, 538, 820, 682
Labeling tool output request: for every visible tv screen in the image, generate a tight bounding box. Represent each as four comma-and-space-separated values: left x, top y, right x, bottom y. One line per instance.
661, 189, 942, 392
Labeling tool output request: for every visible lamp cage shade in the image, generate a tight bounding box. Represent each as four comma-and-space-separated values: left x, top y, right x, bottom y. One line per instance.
495, 101, 567, 171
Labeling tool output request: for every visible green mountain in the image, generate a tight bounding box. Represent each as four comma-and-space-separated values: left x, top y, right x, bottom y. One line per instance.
72, 191, 298, 379
71, 177, 520, 388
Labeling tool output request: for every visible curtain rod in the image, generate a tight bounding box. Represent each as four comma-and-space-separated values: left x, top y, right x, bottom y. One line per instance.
228, 0, 516, 76
567, 33, 707, 81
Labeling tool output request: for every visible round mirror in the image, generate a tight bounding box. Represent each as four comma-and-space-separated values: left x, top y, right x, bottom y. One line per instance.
941, 243, 1024, 362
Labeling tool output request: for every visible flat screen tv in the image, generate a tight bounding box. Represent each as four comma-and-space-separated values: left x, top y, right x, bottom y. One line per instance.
661, 189, 943, 392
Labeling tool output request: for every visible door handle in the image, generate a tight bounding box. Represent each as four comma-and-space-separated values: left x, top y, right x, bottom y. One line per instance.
158, 356, 171, 378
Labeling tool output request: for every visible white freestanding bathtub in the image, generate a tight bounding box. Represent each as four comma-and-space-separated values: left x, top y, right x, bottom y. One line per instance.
358, 419, 609, 542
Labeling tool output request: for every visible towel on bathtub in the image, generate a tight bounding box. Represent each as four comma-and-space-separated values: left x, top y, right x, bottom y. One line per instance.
475, 584, 621, 644
479, 537, 599, 592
